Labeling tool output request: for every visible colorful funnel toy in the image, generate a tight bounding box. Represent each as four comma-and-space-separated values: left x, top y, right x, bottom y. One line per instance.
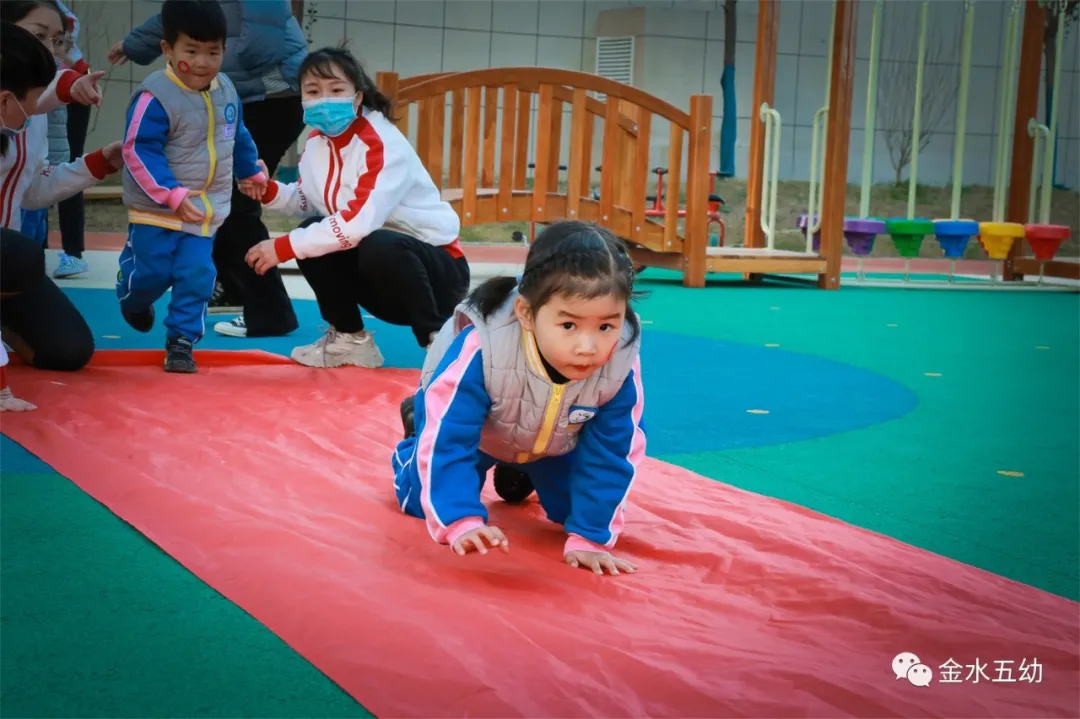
977, 221, 1025, 260
885, 218, 935, 258
842, 218, 886, 256
1022, 224, 1071, 262
933, 219, 979, 259
797, 214, 821, 252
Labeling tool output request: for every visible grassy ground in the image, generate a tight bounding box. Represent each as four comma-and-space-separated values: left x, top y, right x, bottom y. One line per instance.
79, 180, 1079, 259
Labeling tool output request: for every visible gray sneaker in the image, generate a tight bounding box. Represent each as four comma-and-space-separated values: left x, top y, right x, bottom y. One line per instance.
290, 328, 384, 369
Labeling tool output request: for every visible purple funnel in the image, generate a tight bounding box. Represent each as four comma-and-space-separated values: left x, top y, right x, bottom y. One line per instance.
797, 214, 821, 252
843, 217, 886, 256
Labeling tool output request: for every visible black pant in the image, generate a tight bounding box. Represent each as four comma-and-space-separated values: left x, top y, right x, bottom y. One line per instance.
212, 94, 306, 337
57, 102, 90, 257
295, 223, 471, 346
0, 229, 94, 371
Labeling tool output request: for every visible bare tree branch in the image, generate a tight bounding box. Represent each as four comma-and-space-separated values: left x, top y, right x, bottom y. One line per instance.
875, 2, 959, 185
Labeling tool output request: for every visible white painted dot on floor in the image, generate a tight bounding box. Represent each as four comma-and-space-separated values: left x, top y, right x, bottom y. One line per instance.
102, 335, 121, 339
887, 323, 898, 328
769, 306, 780, 311
746, 409, 770, 415
924, 372, 942, 377
641, 320, 654, 325
1035, 345, 1050, 350
997, 470, 1024, 477
362, 314, 375, 319
764, 343, 780, 348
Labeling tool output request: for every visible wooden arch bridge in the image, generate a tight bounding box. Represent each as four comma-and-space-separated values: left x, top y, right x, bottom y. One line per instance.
376, 66, 833, 288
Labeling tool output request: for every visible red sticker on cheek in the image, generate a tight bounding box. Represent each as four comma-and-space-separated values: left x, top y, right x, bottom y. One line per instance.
177, 60, 191, 72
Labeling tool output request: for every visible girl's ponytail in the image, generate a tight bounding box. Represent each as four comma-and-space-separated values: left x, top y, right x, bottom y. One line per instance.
464, 276, 518, 320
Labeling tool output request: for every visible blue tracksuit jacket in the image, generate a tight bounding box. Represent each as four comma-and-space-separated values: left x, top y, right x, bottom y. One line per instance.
116, 88, 259, 342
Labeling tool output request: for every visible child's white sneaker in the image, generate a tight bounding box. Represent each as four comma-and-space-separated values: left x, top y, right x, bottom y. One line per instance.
290, 328, 384, 369
213, 315, 247, 337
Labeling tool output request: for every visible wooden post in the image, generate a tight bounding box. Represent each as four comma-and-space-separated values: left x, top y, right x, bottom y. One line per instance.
744, 0, 779, 251
817, 0, 858, 290
684, 95, 714, 288
1003, 0, 1046, 281
376, 72, 406, 137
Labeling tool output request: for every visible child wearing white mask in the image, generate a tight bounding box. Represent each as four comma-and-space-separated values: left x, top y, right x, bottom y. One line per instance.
239, 47, 468, 370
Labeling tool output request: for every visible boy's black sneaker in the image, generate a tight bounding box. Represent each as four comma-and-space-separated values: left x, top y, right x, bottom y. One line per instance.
122, 306, 154, 333
493, 464, 535, 503
400, 395, 415, 439
164, 337, 197, 374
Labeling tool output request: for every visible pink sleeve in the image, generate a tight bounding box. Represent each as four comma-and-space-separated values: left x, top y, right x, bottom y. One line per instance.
446, 517, 486, 547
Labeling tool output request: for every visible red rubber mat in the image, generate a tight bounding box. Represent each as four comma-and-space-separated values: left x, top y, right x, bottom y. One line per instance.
3, 351, 1078, 718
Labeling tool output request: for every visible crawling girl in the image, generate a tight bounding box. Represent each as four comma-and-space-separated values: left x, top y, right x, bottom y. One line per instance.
392, 220, 647, 576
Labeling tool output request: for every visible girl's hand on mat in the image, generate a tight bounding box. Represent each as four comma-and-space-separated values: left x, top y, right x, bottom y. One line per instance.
0, 387, 37, 413
565, 550, 636, 576
452, 526, 510, 556
177, 197, 205, 224
246, 240, 281, 276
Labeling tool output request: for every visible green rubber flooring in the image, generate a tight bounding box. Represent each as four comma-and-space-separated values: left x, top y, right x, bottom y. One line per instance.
3, 276, 1078, 717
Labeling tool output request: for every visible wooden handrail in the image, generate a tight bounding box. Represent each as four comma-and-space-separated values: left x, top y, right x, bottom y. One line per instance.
389, 72, 639, 138
395, 67, 692, 130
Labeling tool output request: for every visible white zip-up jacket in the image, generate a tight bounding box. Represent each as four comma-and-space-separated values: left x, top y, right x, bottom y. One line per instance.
0, 114, 113, 230
260, 107, 462, 263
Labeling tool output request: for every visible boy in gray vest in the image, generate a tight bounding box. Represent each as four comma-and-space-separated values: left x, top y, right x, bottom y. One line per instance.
392, 221, 647, 577
117, 0, 266, 373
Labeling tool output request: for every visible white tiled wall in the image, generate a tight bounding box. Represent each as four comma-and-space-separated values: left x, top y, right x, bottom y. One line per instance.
72, 0, 1078, 189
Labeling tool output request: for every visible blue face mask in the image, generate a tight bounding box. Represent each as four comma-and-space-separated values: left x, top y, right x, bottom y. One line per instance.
303, 96, 358, 137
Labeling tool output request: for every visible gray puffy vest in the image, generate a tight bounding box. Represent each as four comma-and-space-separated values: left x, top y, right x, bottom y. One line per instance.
46, 61, 69, 165
122, 69, 241, 237
421, 292, 642, 465
45, 105, 69, 165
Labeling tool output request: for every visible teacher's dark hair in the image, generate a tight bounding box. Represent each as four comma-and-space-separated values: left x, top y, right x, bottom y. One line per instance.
0, 21, 58, 155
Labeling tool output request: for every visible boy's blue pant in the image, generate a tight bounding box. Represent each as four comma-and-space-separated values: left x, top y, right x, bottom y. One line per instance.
20, 208, 48, 245
116, 224, 216, 342
392, 434, 573, 527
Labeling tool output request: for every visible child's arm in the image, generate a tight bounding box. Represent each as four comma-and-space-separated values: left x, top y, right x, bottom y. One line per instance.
269, 128, 413, 263
0, 336, 36, 413
231, 103, 266, 184
414, 326, 494, 548
256, 135, 321, 218
121, 91, 188, 213
20, 124, 118, 210
34, 70, 81, 115
564, 359, 647, 557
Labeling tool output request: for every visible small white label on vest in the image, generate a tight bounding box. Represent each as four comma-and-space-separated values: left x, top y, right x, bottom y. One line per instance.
568, 406, 597, 424
223, 124, 235, 139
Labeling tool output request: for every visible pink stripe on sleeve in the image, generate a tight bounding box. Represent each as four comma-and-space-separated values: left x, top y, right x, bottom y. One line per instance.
415, 330, 483, 544
122, 92, 173, 206
605, 358, 646, 545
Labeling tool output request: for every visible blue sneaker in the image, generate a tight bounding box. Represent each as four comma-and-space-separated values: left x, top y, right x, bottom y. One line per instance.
53, 253, 89, 278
